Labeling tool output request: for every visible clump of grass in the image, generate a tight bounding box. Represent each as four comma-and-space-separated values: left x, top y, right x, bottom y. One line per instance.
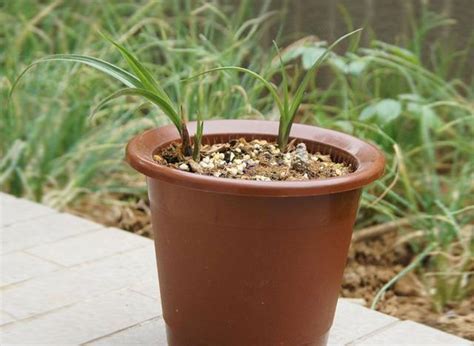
188, 29, 362, 150
1, 0, 277, 205
11, 34, 196, 157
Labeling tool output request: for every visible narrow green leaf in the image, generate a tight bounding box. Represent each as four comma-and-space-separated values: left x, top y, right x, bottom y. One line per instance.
272, 41, 289, 115
10, 54, 143, 97
186, 66, 284, 117
101, 33, 174, 105
193, 112, 204, 161
273, 41, 290, 145
277, 28, 362, 148
288, 28, 363, 123
91, 88, 181, 129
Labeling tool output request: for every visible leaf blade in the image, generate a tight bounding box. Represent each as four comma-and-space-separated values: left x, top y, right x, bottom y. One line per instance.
10, 54, 143, 96
91, 88, 181, 129
101, 33, 173, 105
289, 29, 363, 119
186, 66, 284, 117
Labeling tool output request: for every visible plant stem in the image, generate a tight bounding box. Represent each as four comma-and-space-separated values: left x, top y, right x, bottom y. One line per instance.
180, 121, 192, 157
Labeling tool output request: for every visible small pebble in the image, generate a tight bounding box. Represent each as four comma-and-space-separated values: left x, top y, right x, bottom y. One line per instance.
271, 148, 281, 155
295, 143, 309, 163
178, 163, 189, 171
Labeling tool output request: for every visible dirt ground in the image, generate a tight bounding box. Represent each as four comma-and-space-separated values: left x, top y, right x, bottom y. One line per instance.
342, 231, 473, 340
68, 196, 473, 340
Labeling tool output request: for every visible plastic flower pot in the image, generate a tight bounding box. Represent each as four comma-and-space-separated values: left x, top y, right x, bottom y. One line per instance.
126, 120, 385, 346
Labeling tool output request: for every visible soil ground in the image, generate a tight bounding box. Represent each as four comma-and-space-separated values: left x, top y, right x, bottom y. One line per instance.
68, 196, 474, 341
343, 231, 473, 340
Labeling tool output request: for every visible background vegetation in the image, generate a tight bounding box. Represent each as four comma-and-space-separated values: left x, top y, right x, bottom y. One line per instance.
1, 0, 473, 330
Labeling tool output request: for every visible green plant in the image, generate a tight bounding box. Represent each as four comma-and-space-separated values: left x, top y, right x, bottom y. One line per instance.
187, 29, 362, 150
11, 34, 196, 156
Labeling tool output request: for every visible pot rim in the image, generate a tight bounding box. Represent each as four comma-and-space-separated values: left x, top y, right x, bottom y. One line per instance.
126, 119, 385, 197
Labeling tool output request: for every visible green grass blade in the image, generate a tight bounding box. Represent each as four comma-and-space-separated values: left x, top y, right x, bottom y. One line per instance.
91, 88, 181, 129
10, 54, 143, 97
288, 28, 363, 123
193, 112, 204, 161
101, 33, 174, 106
371, 242, 436, 310
186, 66, 284, 117
273, 41, 289, 115
273, 41, 290, 143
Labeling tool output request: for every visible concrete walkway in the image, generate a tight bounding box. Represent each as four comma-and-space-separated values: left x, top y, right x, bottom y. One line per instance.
0, 192, 470, 345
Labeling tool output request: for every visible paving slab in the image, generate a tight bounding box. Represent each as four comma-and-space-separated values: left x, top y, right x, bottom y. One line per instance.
351, 320, 472, 345
26, 227, 151, 266
1, 251, 62, 287
1, 212, 104, 255
0, 310, 16, 326
1, 245, 156, 319
87, 317, 168, 345
0, 288, 161, 345
328, 299, 398, 345
130, 278, 161, 302
0, 193, 57, 227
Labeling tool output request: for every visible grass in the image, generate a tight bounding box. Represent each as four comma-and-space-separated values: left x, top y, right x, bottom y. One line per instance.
1, 0, 473, 313
11, 33, 195, 156
1, 0, 279, 205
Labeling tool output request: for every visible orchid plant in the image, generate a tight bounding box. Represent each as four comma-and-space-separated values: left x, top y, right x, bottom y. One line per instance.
12, 29, 361, 161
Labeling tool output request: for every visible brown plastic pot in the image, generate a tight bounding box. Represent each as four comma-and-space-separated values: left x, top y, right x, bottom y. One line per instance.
126, 120, 384, 346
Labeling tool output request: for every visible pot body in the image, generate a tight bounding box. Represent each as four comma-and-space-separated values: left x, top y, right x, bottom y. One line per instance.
148, 178, 361, 345
126, 120, 385, 346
